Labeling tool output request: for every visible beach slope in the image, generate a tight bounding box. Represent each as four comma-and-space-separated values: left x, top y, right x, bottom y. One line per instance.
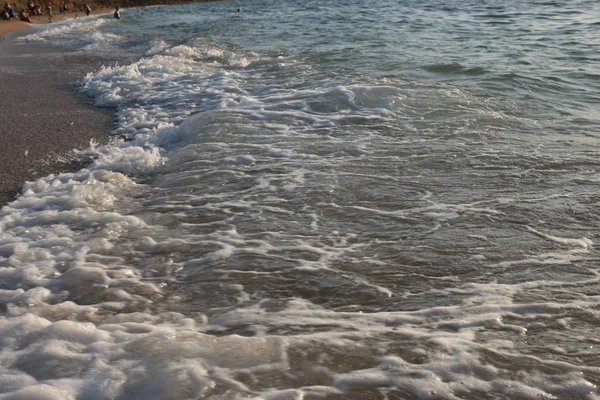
0, 35, 114, 206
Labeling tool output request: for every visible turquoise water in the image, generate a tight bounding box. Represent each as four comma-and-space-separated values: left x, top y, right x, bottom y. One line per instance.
1, 1, 600, 398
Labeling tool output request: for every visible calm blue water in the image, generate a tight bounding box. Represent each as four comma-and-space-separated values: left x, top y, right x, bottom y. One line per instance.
1, 1, 600, 398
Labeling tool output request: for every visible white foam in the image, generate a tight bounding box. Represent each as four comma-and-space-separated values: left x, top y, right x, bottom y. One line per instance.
527, 226, 593, 249
20, 17, 115, 50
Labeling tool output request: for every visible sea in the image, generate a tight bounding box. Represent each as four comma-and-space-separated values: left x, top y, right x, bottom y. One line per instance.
1, 0, 600, 398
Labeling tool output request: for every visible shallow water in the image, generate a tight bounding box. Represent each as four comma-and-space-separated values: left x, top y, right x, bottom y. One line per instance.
1, 0, 600, 398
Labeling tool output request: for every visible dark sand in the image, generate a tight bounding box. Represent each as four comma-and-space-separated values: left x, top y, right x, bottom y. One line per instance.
0, 30, 116, 206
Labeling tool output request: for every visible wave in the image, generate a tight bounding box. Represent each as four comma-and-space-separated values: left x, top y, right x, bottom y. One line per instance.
424, 63, 489, 76
2, 2, 600, 398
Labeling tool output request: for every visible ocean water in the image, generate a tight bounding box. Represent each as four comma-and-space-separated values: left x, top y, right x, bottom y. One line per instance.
2, 0, 600, 398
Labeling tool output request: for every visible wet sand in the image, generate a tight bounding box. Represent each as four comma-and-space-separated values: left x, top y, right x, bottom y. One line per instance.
0, 30, 116, 206
0, 20, 30, 37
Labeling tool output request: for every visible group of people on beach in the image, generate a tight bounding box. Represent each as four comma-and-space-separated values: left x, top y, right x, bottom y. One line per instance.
1, 1, 120, 22
26, 0, 43, 16
1, 2, 34, 22
1, 1, 52, 22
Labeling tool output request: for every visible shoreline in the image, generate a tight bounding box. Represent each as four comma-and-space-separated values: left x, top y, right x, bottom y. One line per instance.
0, 1, 222, 207
0, 8, 114, 39
0, 25, 117, 206
0, 0, 224, 39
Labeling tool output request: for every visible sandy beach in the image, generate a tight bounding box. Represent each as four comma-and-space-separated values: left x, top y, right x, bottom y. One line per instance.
0, 19, 30, 37
0, 15, 115, 206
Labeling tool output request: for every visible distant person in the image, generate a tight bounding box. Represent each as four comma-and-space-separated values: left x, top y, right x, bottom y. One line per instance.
4, 2, 15, 19
18, 9, 31, 22
84, 4, 90, 16
46, 4, 53, 21
113, 6, 120, 19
